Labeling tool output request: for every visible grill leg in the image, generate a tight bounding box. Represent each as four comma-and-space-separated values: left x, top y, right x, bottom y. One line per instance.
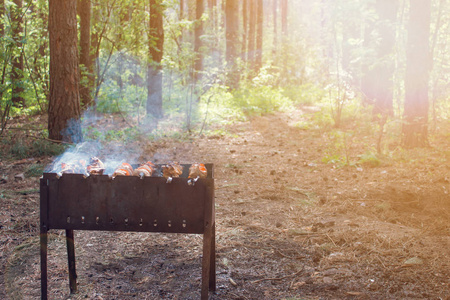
66, 229, 77, 294
40, 227, 48, 300
201, 222, 215, 300
209, 224, 216, 291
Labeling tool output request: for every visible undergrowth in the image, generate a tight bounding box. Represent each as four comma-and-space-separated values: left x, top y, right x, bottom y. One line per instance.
0, 135, 66, 160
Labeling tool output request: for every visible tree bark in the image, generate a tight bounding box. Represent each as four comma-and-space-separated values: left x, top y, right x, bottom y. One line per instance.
194, 0, 204, 81
208, 0, 217, 33
272, 0, 277, 57
247, 0, 256, 68
78, 0, 94, 108
280, 0, 287, 37
0, 0, 4, 35
179, 0, 184, 43
11, 0, 25, 107
242, 0, 248, 56
255, 0, 263, 72
402, 0, 431, 148
48, 0, 82, 143
361, 0, 398, 116
225, 0, 239, 87
147, 0, 164, 118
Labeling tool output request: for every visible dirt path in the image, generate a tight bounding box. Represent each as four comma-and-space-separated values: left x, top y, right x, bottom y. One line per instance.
1, 110, 449, 299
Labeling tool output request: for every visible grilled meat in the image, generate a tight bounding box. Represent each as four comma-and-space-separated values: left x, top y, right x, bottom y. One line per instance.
162, 162, 183, 179
188, 163, 207, 179
60, 160, 87, 175
112, 162, 134, 178
134, 161, 156, 177
87, 157, 105, 175
60, 163, 77, 174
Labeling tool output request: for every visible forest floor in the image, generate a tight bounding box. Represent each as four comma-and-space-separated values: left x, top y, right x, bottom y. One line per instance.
1, 106, 449, 299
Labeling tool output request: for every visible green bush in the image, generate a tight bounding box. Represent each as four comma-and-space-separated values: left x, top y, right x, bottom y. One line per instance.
232, 86, 294, 117
358, 152, 381, 167
29, 139, 66, 157
1, 136, 66, 160
282, 83, 326, 105
25, 163, 45, 177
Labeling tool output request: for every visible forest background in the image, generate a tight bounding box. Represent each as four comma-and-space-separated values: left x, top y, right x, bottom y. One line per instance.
0, 0, 448, 157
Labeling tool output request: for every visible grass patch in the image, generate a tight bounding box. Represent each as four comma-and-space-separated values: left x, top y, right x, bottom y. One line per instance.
1, 135, 66, 160
25, 164, 45, 177
358, 152, 381, 167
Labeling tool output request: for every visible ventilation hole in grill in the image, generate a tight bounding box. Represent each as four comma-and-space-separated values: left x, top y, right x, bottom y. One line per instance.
67, 216, 70, 224
182, 220, 187, 228
168, 220, 172, 227
153, 219, 157, 227
139, 218, 143, 226
81, 216, 85, 224
125, 218, 129, 225
96, 217, 100, 225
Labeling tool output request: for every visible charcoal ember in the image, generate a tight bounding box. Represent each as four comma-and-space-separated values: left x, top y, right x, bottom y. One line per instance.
87, 157, 105, 175
112, 163, 134, 178
134, 161, 156, 177
188, 163, 207, 179
162, 162, 183, 179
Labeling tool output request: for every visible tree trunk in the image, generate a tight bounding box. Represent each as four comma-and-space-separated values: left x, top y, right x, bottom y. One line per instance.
242, 0, 248, 56
402, 0, 431, 148
179, 0, 184, 43
48, 0, 82, 143
255, 0, 263, 72
11, 0, 25, 108
208, 0, 217, 33
272, 0, 277, 57
225, 0, 239, 88
0, 0, 4, 35
78, 0, 94, 108
194, 0, 204, 81
247, 0, 256, 69
361, 0, 398, 116
280, 0, 287, 37
147, 0, 164, 118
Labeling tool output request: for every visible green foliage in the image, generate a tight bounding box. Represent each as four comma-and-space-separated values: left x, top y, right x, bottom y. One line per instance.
9, 140, 28, 159
232, 86, 294, 117
0, 136, 66, 160
282, 83, 326, 106
83, 124, 141, 143
30, 139, 66, 157
199, 84, 244, 126
25, 163, 45, 177
358, 151, 381, 167
321, 129, 355, 166
311, 110, 335, 130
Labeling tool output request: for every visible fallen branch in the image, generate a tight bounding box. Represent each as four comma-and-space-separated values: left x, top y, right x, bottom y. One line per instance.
26, 134, 74, 145
228, 292, 249, 300
251, 267, 304, 284
7, 127, 43, 131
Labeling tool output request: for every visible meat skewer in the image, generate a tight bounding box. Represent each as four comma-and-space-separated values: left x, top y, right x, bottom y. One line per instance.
112, 162, 134, 178
87, 157, 105, 175
134, 161, 156, 178
59, 160, 87, 176
188, 163, 207, 186
162, 162, 183, 183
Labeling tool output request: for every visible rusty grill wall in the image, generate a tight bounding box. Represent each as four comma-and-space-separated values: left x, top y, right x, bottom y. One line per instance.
41, 164, 214, 234
40, 164, 215, 300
